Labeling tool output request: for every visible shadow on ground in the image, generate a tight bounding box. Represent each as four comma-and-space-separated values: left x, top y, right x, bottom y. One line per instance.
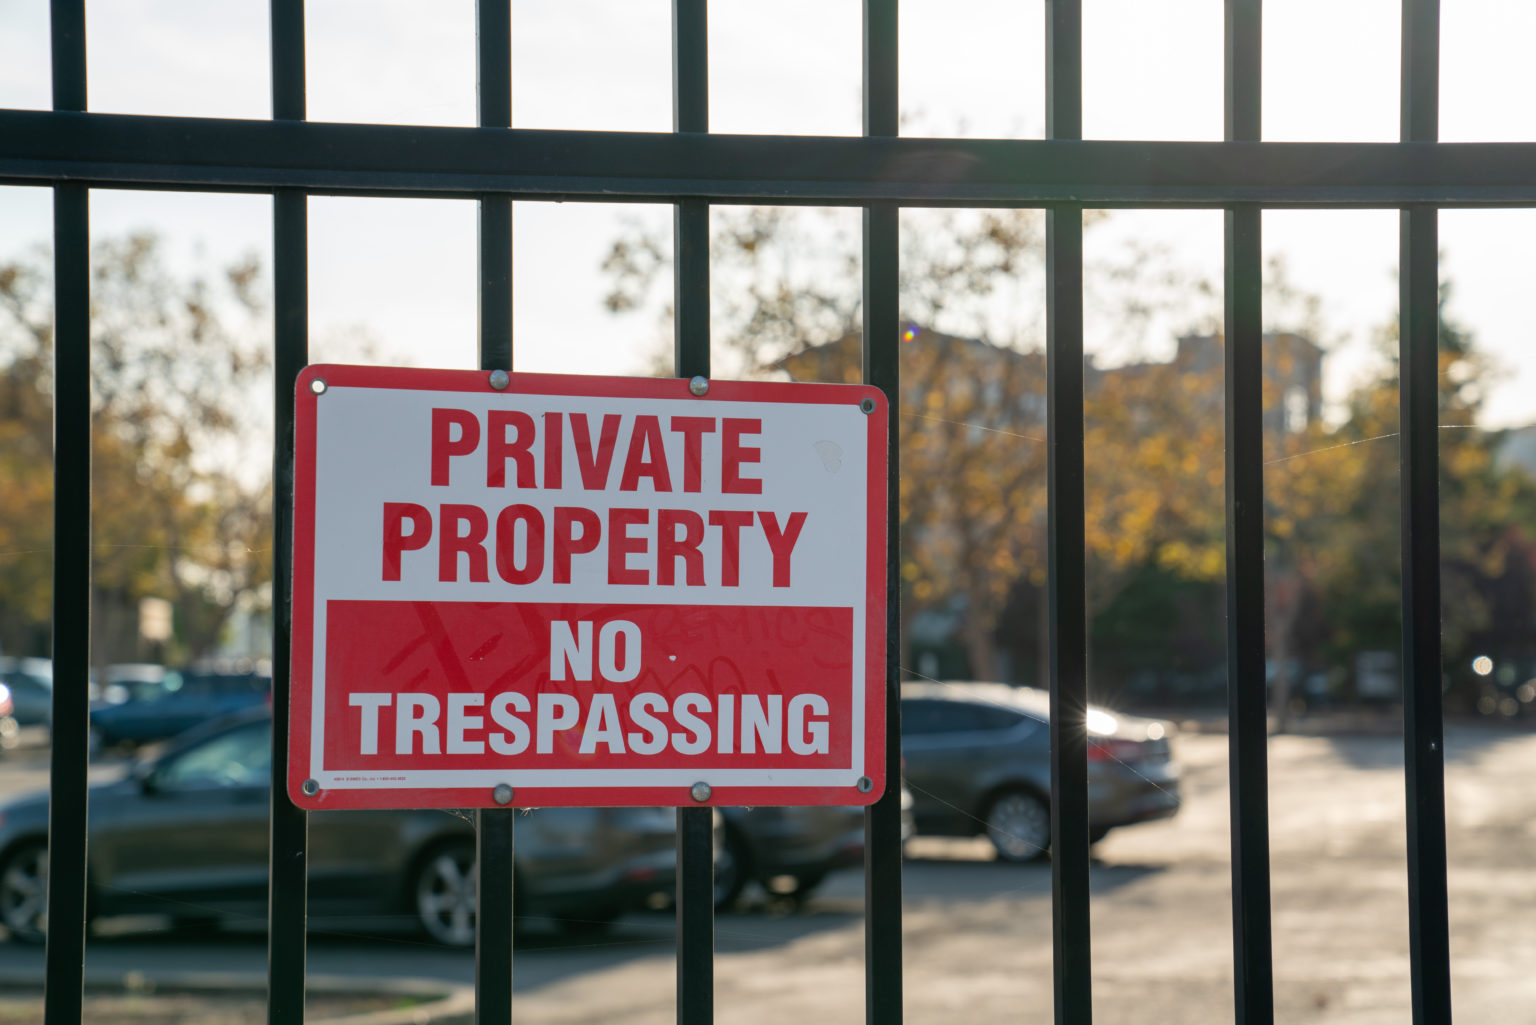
0, 841, 1167, 997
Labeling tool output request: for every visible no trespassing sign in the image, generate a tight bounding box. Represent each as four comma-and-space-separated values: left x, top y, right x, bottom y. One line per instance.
288, 365, 887, 810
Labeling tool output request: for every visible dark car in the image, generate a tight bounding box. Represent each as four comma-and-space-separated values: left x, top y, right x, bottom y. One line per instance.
0, 709, 677, 946
712, 785, 915, 908
901, 682, 1180, 861
90, 667, 271, 750
713, 805, 864, 907
0, 657, 52, 728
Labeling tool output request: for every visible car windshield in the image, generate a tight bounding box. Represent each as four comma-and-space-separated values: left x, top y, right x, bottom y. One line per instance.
903, 698, 1027, 734
154, 721, 272, 789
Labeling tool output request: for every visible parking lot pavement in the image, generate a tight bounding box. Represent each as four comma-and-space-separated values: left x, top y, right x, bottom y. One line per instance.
4, 725, 1536, 1024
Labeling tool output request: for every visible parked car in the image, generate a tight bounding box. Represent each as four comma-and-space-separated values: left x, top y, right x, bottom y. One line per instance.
0, 657, 52, 728
900, 682, 1180, 861
713, 784, 915, 908
713, 805, 863, 907
0, 708, 677, 946
90, 666, 271, 750
97, 662, 171, 706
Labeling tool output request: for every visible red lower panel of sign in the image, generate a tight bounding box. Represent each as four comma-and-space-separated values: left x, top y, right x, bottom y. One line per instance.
315, 600, 853, 782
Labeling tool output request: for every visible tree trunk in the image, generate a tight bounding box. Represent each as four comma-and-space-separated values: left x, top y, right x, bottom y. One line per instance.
961, 608, 1000, 681
1268, 568, 1303, 734
1271, 644, 1292, 734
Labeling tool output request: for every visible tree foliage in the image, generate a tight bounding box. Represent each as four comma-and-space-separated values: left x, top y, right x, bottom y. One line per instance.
602, 207, 1228, 679
0, 233, 273, 665
604, 211, 1536, 703
1266, 285, 1536, 686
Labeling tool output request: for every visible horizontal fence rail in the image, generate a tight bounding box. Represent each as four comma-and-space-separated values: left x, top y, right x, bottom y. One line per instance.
8, 109, 1536, 206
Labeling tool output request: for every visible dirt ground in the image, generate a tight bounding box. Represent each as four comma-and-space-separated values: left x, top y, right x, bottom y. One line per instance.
508, 724, 1536, 1025
2, 723, 1532, 1024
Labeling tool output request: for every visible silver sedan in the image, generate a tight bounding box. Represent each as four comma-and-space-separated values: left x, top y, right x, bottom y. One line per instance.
0, 708, 677, 946
900, 682, 1180, 861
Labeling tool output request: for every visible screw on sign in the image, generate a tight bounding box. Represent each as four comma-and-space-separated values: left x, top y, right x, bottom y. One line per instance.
287, 366, 888, 810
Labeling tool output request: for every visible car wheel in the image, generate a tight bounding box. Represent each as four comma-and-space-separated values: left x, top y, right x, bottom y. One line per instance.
713, 828, 750, 910
1, 840, 48, 944
984, 790, 1051, 863
412, 841, 477, 948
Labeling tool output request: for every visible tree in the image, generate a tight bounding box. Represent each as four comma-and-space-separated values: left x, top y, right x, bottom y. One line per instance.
602, 208, 1229, 681
603, 211, 1536, 714
0, 233, 274, 671
1266, 280, 1536, 709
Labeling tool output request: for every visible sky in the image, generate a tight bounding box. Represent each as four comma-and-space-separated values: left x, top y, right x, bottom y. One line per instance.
3, 0, 1536, 426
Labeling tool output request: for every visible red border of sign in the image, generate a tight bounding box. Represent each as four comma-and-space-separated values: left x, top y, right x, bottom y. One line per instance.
288, 364, 887, 810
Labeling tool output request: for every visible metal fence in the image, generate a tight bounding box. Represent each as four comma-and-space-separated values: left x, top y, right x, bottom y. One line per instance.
4, 0, 1487, 1022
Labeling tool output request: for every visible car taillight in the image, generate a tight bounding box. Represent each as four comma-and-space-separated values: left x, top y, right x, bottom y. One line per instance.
1087, 739, 1146, 764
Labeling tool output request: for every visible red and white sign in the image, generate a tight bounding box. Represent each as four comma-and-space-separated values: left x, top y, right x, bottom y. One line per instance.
288, 365, 887, 809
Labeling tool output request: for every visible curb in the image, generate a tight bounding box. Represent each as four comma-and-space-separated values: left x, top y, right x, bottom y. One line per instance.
0, 971, 474, 1025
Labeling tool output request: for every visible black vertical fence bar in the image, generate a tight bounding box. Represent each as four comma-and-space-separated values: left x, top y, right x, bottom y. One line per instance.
675, 808, 715, 1025
44, 6, 89, 1021
476, 190, 513, 373
860, 3, 902, 1024
1400, 3, 1453, 1021
268, 191, 309, 1025
474, 810, 515, 1025
671, 4, 713, 1024
268, 3, 309, 1023
477, 0, 513, 376
672, 0, 709, 381
1045, 1, 1091, 1023
1400, 200, 1451, 1025
475, 5, 516, 1023
44, 185, 90, 1025
1223, 3, 1275, 1024
49, 0, 85, 112
1223, 213, 1275, 1023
